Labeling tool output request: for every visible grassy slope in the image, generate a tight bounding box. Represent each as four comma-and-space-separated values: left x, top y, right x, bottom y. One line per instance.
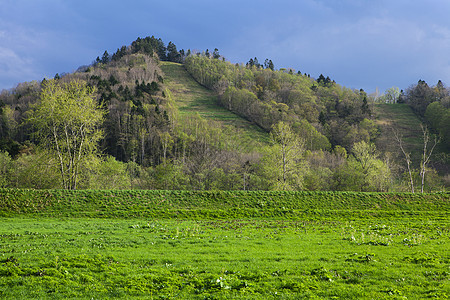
160, 61, 270, 150
1, 189, 448, 218
374, 103, 424, 165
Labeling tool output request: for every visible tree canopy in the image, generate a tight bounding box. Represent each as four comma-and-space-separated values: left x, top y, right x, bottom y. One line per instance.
28, 79, 104, 189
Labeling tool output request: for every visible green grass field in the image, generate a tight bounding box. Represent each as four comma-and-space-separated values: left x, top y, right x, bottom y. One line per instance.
0, 190, 449, 299
160, 61, 270, 149
1, 216, 448, 299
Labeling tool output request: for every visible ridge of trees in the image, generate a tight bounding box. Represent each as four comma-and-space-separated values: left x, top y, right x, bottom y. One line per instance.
184, 51, 375, 151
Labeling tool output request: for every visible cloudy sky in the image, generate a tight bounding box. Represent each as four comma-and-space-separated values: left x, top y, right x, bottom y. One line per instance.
1, 0, 450, 93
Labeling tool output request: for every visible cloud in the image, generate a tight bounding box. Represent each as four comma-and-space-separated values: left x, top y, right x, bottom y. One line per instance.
0, 47, 34, 76
0, 22, 43, 88
0, 12, 99, 89
222, 1, 450, 91
1, 0, 450, 92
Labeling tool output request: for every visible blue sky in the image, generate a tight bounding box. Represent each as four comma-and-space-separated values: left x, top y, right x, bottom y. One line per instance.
1, 0, 450, 94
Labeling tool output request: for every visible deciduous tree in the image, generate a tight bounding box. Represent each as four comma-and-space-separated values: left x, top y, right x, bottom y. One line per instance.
266, 121, 306, 190
393, 129, 415, 193
419, 124, 439, 193
28, 79, 104, 189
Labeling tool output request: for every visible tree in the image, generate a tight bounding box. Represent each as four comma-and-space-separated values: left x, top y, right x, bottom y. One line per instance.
425, 102, 450, 151
419, 124, 439, 193
101, 50, 110, 64
212, 48, 220, 59
88, 156, 131, 190
266, 121, 306, 190
10, 150, 61, 189
349, 141, 391, 191
264, 59, 274, 71
383, 87, 400, 104
393, 124, 439, 193
167, 41, 181, 63
159, 131, 174, 162
393, 129, 415, 193
247, 57, 261, 68
405, 80, 434, 116
317, 74, 332, 86
0, 151, 12, 187
351, 141, 377, 174
294, 120, 331, 151
246, 58, 254, 68
360, 89, 371, 116
28, 79, 104, 189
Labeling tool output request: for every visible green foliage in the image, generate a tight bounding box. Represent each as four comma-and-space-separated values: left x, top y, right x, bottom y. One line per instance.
185, 53, 372, 152
130, 36, 167, 60
28, 79, 104, 189
345, 141, 391, 192
9, 151, 61, 189
293, 119, 331, 151
379, 86, 401, 104
87, 156, 132, 190
425, 101, 450, 150
0, 151, 12, 188
263, 122, 307, 190
144, 162, 188, 190
405, 80, 436, 116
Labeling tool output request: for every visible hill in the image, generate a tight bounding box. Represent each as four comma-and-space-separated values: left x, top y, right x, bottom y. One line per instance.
0, 35, 448, 191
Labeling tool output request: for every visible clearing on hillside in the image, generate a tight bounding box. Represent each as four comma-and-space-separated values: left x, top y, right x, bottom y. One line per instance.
160, 61, 270, 150
374, 103, 424, 165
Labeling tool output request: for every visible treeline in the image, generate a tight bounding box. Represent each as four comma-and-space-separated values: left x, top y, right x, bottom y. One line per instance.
0, 36, 447, 192
97, 35, 188, 66
185, 54, 375, 151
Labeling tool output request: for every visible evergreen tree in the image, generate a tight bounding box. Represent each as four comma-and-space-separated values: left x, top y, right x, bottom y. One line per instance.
101, 50, 110, 64
167, 41, 181, 62
264, 59, 274, 70
213, 48, 220, 59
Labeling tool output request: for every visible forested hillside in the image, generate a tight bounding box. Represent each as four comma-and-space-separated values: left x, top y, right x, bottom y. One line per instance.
0, 36, 448, 191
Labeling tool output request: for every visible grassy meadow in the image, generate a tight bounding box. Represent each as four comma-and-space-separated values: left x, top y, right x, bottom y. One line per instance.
0, 190, 449, 299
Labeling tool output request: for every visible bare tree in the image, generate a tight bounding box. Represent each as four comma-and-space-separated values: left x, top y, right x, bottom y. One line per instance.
394, 124, 440, 193
393, 129, 415, 193
419, 124, 439, 193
